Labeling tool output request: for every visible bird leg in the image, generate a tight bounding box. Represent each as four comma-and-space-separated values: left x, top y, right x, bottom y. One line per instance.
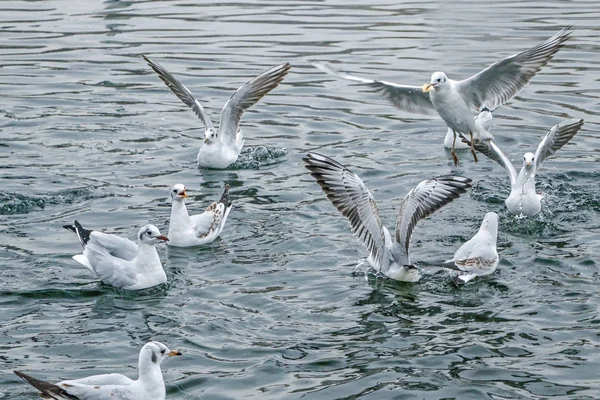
451, 130, 459, 167
469, 131, 478, 162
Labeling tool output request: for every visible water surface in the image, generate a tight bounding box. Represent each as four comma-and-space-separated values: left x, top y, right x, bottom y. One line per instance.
1, 1, 599, 399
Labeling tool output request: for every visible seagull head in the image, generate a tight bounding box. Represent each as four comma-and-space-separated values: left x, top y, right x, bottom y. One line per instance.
170, 184, 188, 201
204, 128, 217, 143
523, 152, 535, 168
481, 212, 499, 231
422, 71, 448, 92
137, 225, 169, 245
139, 341, 181, 370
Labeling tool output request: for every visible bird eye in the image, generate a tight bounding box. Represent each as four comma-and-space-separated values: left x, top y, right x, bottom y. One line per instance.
161, 349, 166, 354
173, 189, 177, 193
146, 230, 152, 235
437, 78, 441, 82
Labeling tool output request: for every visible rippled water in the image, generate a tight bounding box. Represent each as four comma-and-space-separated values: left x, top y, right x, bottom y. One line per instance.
2, 1, 599, 399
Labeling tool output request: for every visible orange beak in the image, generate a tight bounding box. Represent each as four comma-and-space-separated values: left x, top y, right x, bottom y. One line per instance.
180, 190, 189, 198
157, 235, 169, 242
168, 350, 182, 356
422, 83, 435, 92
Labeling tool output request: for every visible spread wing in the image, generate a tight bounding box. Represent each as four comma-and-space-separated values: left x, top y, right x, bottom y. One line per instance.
457, 27, 571, 111
395, 176, 472, 257
461, 135, 518, 185
534, 118, 583, 169
313, 62, 437, 116
218, 63, 291, 145
303, 152, 388, 269
143, 55, 215, 132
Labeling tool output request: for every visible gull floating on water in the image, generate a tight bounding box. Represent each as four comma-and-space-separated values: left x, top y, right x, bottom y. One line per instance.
143, 55, 291, 169
15, 341, 181, 400
63, 221, 169, 290
168, 183, 233, 247
463, 118, 583, 217
313, 27, 571, 165
303, 153, 472, 282
445, 212, 499, 284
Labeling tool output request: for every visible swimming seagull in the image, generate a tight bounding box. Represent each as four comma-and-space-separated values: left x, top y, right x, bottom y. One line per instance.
445, 212, 499, 284
303, 153, 472, 282
63, 221, 169, 290
14, 341, 181, 400
168, 183, 233, 247
313, 27, 571, 165
143, 55, 291, 169
462, 118, 583, 217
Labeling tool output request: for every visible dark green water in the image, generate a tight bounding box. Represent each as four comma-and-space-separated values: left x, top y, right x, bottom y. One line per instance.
1, 1, 599, 399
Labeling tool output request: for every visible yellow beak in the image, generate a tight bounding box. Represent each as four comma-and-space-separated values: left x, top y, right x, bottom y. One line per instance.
422, 83, 435, 93
168, 350, 182, 357
180, 190, 189, 198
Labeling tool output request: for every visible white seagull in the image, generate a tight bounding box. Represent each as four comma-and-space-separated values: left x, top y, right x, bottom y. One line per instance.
15, 341, 181, 400
463, 118, 583, 217
445, 212, 499, 284
143, 55, 291, 169
168, 183, 233, 247
445, 107, 492, 150
303, 153, 472, 282
63, 221, 169, 290
313, 27, 571, 165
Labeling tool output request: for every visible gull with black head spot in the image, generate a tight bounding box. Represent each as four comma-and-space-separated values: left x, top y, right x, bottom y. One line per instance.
314, 27, 571, 165
168, 183, 233, 247
63, 221, 169, 290
462, 118, 583, 217
304, 153, 472, 282
143, 55, 291, 169
14, 341, 181, 400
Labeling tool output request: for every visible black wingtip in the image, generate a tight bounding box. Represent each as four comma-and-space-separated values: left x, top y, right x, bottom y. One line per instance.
14, 370, 79, 399
64, 220, 92, 248
219, 184, 231, 208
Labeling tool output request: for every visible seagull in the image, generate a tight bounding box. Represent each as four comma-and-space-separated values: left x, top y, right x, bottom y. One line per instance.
462, 118, 583, 217
143, 55, 291, 169
63, 221, 169, 290
313, 27, 571, 165
168, 183, 233, 247
445, 212, 499, 284
445, 107, 492, 150
303, 153, 472, 282
14, 341, 181, 400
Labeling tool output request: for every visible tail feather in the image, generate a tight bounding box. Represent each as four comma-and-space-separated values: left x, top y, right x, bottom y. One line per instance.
63, 220, 92, 249
14, 371, 78, 399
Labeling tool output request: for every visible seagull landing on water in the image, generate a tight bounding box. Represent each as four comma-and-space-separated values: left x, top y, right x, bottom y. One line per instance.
15, 341, 181, 400
167, 183, 233, 247
313, 27, 571, 166
446, 212, 499, 284
143, 55, 291, 169
303, 153, 472, 282
462, 119, 583, 217
63, 221, 169, 290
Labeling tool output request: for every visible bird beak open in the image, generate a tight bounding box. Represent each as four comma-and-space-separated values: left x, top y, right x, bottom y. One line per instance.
422, 83, 435, 92
180, 190, 189, 198
157, 235, 169, 242
168, 350, 182, 356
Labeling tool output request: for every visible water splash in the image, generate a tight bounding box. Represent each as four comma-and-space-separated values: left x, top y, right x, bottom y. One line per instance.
226, 146, 287, 170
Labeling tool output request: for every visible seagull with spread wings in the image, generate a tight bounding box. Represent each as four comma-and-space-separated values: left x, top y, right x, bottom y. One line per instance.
314, 27, 571, 165
304, 153, 472, 282
143, 55, 290, 169
462, 119, 583, 217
